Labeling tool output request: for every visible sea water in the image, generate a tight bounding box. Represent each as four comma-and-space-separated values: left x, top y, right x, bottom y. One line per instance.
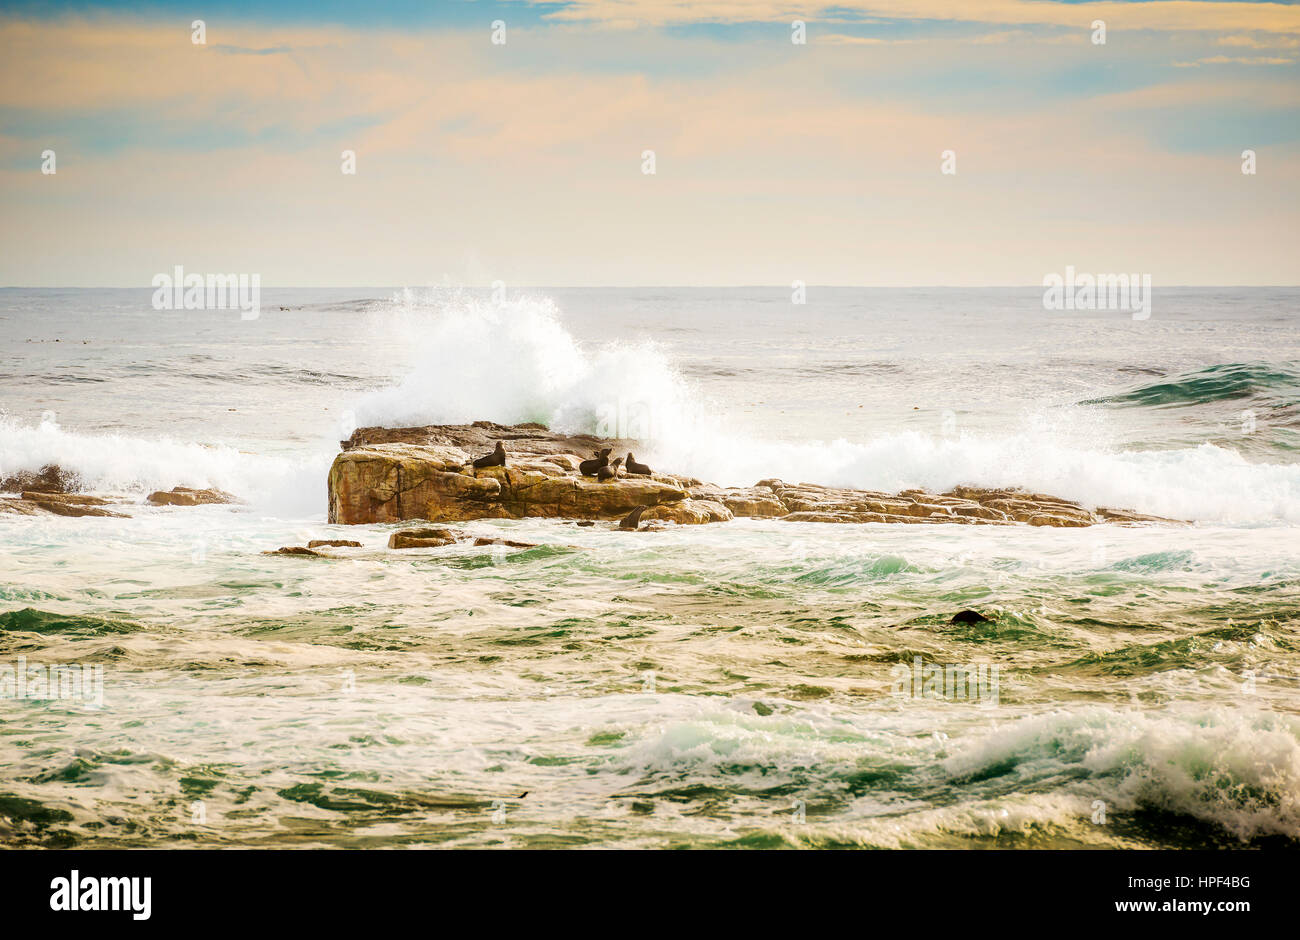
1, 286, 1297, 847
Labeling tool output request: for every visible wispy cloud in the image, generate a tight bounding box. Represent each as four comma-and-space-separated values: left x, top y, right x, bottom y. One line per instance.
1173, 55, 1294, 67
533, 0, 1300, 34
0, 7, 1296, 285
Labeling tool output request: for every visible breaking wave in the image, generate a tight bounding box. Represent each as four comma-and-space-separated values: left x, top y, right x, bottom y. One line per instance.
347, 293, 1300, 524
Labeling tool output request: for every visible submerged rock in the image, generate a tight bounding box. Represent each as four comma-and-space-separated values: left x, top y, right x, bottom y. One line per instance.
263, 546, 326, 557
949, 609, 992, 624
327, 423, 1185, 529
472, 536, 539, 549
307, 539, 362, 549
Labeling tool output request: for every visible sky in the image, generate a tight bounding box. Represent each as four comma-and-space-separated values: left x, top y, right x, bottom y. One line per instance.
1, 0, 1298, 286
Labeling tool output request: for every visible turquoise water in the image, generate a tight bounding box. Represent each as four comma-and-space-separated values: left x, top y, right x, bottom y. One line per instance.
1, 287, 1298, 847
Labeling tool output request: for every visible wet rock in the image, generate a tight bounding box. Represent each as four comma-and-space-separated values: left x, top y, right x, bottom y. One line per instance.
147, 486, 238, 507
0, 464, 80, 494
472, 537, 539, 549
263, 546, 325, 556
388, 527, 459, 549
20, 491, 109, 506
326, 423, 1184, 529
307, 539, 362, 549
29, 501, 128, 518
0, 492, 128, 518
330, 442, 688, 525
949, 609, 992, 624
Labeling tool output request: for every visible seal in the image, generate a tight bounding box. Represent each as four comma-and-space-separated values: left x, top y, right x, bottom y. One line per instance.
472, 441, 506, 469
624, 452, 652, 476
579, 447, 612, 477
618, 505, 648, 530
597, 456, 623, 482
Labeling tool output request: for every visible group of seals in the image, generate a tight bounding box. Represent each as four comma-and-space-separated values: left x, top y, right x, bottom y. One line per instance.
472, 441, 652, 483
579, 448, 651, 481
578, 447, 611, 477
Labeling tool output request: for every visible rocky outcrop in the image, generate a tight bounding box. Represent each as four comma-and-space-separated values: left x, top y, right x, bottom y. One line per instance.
0, 464, 80, 494
0, 492, 128, 518
147, 486, 238, 506
327, 423, 1184, 528
330, 441, 690, 525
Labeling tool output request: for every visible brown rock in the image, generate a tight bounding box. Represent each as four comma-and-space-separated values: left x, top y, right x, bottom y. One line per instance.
636, 500, 734, 526
325, 424, 1184, 529
29, 500, 128, 518
307, 539, 362, 549
147, 486, 238, 506
0, 464, 80, 494
263, 546, 325, 556
330, 442, 687, 525
20, 491, 109, 506
388, 527, 459, 549
0, 499, 46, 516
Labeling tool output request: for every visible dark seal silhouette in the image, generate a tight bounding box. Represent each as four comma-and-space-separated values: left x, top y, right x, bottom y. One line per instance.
597, 456, 623, 482
949, 609, 991, 624
624, 453, 652, 476
619, 505, 648, 530
472, 441, 506, 469
579, 447, 611, 477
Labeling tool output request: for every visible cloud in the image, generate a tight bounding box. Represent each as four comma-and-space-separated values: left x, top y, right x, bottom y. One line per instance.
0, 10, 1297, 285
533, 0, 1300, 35
1218, 34, 1300, 50
1173, 55, 1294, 67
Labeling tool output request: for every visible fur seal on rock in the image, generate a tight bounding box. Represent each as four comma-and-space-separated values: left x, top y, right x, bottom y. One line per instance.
579, 447, 612, 477
472, 442, 506, 469
597, 457, 623, 482
624, 453, 652, 476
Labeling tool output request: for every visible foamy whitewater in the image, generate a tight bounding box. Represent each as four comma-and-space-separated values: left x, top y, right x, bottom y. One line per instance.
1, 286, 1298, 848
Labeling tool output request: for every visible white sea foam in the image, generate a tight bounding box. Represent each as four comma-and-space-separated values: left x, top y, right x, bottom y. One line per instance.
615, 700, 1300, 843
943, 705, 1300, 842
349, 293, 1300, 524
3, 292, 1296, 523
0, 413, 327, 515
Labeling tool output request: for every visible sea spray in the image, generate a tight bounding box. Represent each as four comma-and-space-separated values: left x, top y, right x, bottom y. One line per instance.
346, 293, 1300, 524
0, 413, 329, 515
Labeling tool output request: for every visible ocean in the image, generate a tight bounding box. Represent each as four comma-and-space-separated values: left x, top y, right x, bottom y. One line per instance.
1, 286, 1298, 848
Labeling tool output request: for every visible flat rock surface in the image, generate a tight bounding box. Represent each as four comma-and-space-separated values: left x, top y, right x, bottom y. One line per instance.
0, 492, 129, 518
